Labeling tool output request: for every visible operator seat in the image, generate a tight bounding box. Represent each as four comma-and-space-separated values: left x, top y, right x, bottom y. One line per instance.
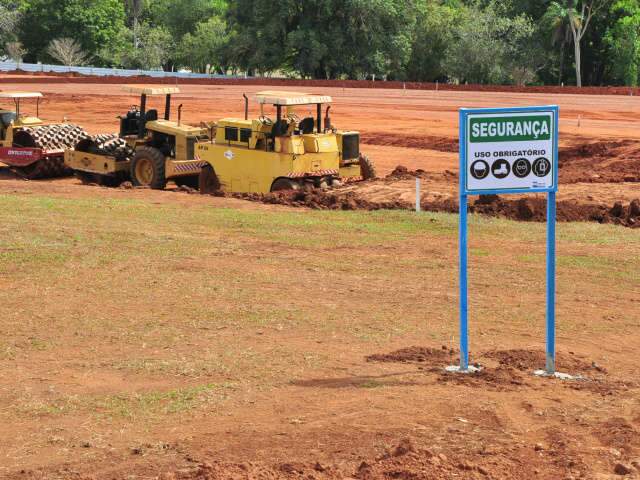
271, 119, 289, 137
299, 117, 315, 134
145, 109, 159, 122
120, 108, 141, 137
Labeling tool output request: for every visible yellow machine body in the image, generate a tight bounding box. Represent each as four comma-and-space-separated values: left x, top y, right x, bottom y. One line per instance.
65, 120, 208, 176
64, 87, 209, 187
0, 92, 46, 148
64, 149, 129, 174
0, 114, 44, 147
196, 91, 366, 194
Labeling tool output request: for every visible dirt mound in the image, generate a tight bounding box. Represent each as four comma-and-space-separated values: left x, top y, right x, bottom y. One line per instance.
470, 195, 640, 227
231, 189, 412, 211
366, 346, 455, 364
482, 349, 599, 374
560, 140, 640, 184
361, 133, 459, 153
159, 438, 556, 479
385, 165, 431, 180
207, 181, 640, 227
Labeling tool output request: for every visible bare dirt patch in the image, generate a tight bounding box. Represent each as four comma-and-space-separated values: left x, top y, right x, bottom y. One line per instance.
560, 140, 640, 184
1, 81, 639, 480
1, 79, 639, 228
361, 132, 459, 153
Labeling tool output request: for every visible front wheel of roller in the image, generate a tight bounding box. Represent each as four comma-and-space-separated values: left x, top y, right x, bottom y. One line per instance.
130, 146, 166, 189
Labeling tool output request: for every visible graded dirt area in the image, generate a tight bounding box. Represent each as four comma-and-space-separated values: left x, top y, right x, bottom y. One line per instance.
0, 79, 639, 480
0, 78, 638, 226
0, 189, 638, 480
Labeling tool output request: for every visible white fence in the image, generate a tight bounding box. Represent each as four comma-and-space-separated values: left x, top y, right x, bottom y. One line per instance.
0, 61, 236, 79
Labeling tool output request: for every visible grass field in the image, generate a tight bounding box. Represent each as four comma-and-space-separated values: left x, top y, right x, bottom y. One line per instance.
1, 192, 639, 478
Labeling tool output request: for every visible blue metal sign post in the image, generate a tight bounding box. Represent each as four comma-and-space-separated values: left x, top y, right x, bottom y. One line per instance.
457, 106, 559, 374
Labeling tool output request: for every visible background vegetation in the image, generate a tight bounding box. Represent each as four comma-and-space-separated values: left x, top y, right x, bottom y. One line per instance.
0, 0, 638, 86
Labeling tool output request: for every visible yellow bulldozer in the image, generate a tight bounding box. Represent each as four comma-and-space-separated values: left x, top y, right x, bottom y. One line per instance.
64, 86, 208, 188
0, 92, 88, 178
197, 91, 376, 194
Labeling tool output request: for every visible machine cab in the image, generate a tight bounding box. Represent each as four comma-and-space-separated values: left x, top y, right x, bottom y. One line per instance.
0, 92, 44, 143
119, 86, 207, 161
214, 91, 360, 162
119, 86, 180, 139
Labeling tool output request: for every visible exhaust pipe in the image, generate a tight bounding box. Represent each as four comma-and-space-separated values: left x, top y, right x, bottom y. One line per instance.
243, 94, 249, 120
178, 104, 183, 126
324, 106, 332, 131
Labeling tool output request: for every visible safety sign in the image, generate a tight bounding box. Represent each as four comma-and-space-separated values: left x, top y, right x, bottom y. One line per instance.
462, 109, 557, 194
456, 106, 560, 375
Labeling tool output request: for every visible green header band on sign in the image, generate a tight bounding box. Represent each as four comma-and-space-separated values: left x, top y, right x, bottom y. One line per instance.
470, 115, 552, 143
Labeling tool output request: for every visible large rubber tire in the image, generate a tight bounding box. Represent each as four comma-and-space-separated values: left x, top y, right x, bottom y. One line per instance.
130, 146, 166, 189
359, 154, 377, 180
270, 178, 301, 192
199, 164, 221, 194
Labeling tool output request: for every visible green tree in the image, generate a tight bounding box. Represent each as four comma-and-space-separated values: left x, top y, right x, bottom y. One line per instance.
604, 0, 640, 85
101, 22, 173, 70
148, 0, 227, 39
176, 16, 229, 73
443, 2, 539, 84
18, 0, 126, 64
0, 2, 22, 57
227, 0, 416, 79
125, 0, 148, 48
551, 0, 611, 87
542, 2, 573, 85
405, 2, 459, 81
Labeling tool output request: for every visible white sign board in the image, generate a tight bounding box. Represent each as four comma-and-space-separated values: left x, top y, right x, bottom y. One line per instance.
461, 108, 558, 195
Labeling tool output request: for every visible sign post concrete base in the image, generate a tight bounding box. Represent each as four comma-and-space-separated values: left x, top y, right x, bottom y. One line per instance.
445, 365, 482, 374
533, 370, 581, 381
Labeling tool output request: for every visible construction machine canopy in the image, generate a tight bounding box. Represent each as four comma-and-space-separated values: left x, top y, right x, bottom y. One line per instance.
123, 86, 181, 96
254, 91, 334, 134
255, 91, 332, 106
0, 92, 44, 99
0, 92, 44, 118
122, 87, 181, 137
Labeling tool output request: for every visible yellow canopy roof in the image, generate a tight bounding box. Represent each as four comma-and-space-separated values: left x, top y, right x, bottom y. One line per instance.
0, 92, 43, 99
255, 91, 332, 106
123, 86, 181, 95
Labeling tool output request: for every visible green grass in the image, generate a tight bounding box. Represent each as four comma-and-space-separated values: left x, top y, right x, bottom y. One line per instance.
16, 383, 231, 419
0, 192, 637, 426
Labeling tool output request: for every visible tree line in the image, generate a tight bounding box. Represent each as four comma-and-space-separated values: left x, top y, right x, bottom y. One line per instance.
1, 0, 639, 87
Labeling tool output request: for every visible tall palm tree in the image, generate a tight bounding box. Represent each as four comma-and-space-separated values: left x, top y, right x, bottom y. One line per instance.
543, 2, 572, 85
558, 0, 610, 88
